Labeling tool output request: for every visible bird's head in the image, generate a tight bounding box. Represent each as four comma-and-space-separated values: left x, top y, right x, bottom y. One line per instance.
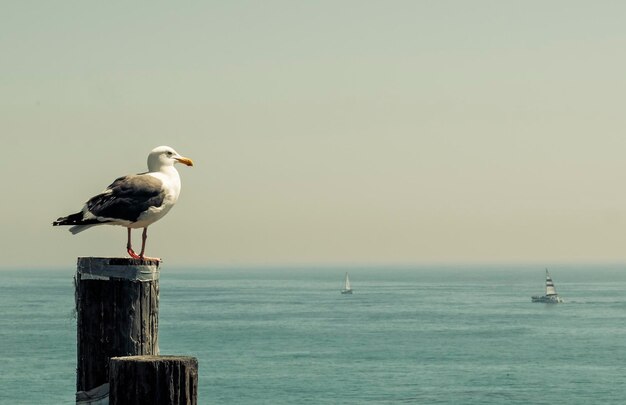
147, 146, 194, 172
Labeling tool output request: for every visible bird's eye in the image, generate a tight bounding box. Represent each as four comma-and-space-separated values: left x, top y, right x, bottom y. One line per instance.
166, 151, 173, 156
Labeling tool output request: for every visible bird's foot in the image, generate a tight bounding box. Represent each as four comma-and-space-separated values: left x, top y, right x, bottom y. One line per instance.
139, 255, 162, 262
127, 247, 142, 259
128, 247, 161, 262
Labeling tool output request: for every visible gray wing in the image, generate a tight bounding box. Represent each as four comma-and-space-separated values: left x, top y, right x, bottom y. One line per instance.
86, 174, 165, 222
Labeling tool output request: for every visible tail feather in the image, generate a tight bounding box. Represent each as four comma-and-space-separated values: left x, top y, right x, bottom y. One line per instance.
53, 212, 88, 226
69, 224, 99, 234
53, 212, 103, 234
54, 207, 123, 234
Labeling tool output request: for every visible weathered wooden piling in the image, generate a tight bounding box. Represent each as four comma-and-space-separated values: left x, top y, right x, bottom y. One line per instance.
109, 355, 198, 405
75, 257, 160, 398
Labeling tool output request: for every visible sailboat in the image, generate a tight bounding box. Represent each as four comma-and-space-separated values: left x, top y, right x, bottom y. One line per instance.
531, 269, 564, 303
341, 272, 353, 294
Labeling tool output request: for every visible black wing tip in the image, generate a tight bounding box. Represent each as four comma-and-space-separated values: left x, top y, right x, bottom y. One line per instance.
53, 216, 69, 226
52, 212, 90, 226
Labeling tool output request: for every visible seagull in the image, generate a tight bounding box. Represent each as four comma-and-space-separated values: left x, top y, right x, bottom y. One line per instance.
53, 145, 194, 260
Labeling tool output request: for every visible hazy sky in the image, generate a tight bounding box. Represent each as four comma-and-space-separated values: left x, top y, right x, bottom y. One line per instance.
3, 1, 626, 268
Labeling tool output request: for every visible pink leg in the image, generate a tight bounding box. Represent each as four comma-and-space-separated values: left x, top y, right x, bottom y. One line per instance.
138, 227, 160, 261
126, 228, 141, 259
139, 227, 148, 258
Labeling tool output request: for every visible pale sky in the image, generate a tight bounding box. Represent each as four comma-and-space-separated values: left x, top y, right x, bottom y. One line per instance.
3, 1, 626, 268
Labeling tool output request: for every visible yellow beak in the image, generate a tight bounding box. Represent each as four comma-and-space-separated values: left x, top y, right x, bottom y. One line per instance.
175, 157, 194, 167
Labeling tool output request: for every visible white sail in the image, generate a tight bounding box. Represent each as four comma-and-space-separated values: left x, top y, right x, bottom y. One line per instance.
532, 268, 563, 303
341, 272, 352, 294
545, 269, 557, 296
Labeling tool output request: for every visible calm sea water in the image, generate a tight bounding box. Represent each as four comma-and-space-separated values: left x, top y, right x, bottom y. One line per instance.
1, 265, 626, 404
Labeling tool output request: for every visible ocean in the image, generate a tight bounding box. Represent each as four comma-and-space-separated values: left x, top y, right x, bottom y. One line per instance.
1, 264, 626, 404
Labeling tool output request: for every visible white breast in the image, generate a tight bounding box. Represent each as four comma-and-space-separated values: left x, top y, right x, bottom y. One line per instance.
132, 167, 182, 228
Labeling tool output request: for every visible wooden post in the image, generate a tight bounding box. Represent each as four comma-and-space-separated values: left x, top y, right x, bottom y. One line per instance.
75, 257, 160, 398
109, 355, 198, 405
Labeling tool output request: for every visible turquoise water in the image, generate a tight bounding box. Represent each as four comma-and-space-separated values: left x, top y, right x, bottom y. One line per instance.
2, 265, 626, 404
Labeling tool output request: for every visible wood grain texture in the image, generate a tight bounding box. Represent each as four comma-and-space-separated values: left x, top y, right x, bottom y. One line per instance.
75, 257, 160, 392
109, 355, 198, 405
